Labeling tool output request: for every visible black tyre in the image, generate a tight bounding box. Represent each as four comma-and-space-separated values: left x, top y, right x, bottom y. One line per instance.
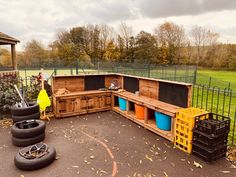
11, 102, 39, 116
12, 133, 45, 147
12, 112, 40, 123
11, 120, 46, 138
14, 145, 56, 170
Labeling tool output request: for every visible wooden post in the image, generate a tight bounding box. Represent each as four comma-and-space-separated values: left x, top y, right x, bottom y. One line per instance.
11, 44, 17, 70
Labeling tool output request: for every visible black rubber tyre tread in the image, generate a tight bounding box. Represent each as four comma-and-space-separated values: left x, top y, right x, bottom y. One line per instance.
12, 112, 40, 123
12, 133, 45, 147
11, 102, 39, 116
14, 145, 56, 170
11, 120, 46, 138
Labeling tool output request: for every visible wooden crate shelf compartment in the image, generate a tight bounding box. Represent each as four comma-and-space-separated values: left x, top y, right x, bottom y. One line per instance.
113, 91, 180, 117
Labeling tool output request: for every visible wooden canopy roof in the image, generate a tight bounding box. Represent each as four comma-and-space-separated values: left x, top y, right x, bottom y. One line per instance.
0, 32, 20, 45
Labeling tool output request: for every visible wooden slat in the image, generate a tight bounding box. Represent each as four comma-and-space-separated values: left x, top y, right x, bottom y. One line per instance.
113, 91, 180, 117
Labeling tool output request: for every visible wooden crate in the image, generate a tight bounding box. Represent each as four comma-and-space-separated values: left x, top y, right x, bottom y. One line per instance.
105, 75, 123, 89
52, 76, 84, 94
139, 79, 158, 99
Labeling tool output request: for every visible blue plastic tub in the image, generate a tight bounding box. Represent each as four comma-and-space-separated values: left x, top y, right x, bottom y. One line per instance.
118, 97, 127, 111
154, 112, 171, 131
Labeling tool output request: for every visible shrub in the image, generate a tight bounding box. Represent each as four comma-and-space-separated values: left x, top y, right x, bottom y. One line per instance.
0, 76, 21, 112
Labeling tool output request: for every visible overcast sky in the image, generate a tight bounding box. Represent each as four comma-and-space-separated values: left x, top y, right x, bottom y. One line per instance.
1, 0, 236, 50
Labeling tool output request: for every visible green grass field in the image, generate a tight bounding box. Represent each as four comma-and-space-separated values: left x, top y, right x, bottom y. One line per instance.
196, 70, 236, 90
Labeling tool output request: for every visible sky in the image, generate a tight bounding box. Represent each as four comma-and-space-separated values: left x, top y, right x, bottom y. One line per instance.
1, 0, 236, 50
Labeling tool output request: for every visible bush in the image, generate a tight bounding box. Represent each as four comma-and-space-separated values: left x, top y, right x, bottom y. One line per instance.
0, 76, 21, 112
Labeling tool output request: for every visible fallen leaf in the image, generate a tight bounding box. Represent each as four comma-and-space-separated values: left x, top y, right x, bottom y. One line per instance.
193, 161, 202, 168
100, 170, 108, 174
170, 162, 175, 167
49, 130, 54, 134
72, 165, 79, 168
145, 154, 153, 162
90, 155, 95, 159
163, 171, 169, 177
220, 171, 230, 174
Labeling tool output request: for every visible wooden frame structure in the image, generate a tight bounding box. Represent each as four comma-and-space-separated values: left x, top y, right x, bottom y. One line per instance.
52, 73, 192, 142
0, 32, 20, 70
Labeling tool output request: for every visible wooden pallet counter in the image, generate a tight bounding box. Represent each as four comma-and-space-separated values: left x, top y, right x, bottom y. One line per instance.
52, 73, 192, 142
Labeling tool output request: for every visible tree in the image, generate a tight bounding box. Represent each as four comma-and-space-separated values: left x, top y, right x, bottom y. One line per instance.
134, 31, 157, 63
0, 48, 11, 66
154, 21, 186, 64
24, 39, 47, 67
103, 40, 120, 61
191, 26, 219, 66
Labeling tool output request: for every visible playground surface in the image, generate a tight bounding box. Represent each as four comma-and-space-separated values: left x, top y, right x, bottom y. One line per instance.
0, 111, 235, 177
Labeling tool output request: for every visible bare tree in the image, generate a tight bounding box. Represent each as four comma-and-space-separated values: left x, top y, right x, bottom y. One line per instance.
119, 22, 133, 50
191, 26, 219, 65
154, 21, 186, 64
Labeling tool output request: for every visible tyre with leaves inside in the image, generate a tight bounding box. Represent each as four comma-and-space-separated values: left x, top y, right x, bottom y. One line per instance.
14, 145, 56, 170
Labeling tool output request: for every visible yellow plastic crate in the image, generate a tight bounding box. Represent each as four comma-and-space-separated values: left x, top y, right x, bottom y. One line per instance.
176, 107, 208, 128
175, 131, 192, 154
175, 122, 193, 140
174, 107, 208, 154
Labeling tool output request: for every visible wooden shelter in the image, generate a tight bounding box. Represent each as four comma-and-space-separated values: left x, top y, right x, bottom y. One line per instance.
0, 32, 20, 70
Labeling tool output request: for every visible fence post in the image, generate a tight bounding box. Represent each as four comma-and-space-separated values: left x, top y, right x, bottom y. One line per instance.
76, 62, 79, 75
209, 77, 212, 87
232, 108, 236, 146
54, 68, 57, 75
97, 61, 100, 74
228, 82, 231, 88
148, 63, 151, 78
174, 66, 177, 81
193, 66, 197, 84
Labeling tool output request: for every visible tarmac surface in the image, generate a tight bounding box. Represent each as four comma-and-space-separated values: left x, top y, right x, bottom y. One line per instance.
0, 111, 235, 177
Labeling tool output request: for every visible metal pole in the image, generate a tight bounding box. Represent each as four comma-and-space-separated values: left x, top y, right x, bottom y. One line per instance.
209, 77, 212, 88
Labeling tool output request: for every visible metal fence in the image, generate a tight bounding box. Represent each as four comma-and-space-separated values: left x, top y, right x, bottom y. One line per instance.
191, 85, 236, 145
1, 62, 236, 145
19, 62, 197, 85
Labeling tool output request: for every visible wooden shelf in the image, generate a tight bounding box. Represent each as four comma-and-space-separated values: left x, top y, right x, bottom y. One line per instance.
54, 90, 111, 98
113, 91, 180, 117
112, 105, 173, 141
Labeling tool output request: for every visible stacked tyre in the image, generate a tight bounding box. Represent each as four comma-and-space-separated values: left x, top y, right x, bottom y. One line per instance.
11, 120, 46, 147
11, 102, 40, 123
